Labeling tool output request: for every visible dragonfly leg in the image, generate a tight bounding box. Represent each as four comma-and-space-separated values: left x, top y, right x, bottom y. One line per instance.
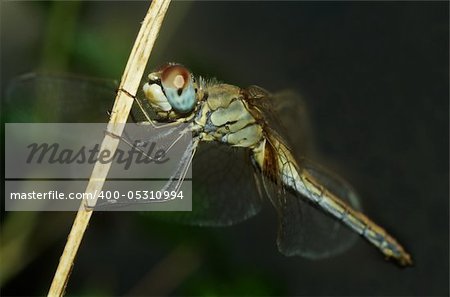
102, 122, 191, 163
125, 124, 192, 165
161, 126, 192, 155
133, 122, 190, 144
138, 119, 188, 129
129, 137, 197, 205
95, 137, 198, 207
160, 137, 198, 192
103, 129, 160, 163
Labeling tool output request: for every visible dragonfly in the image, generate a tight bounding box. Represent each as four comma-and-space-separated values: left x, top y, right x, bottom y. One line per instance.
5, 64, 412, 266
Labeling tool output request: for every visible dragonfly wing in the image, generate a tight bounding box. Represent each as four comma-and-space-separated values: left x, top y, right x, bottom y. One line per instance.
256, 156, 360, 259
5, 73, 118, 122
152, 141, 263, 226
270, 89, 315, 155
246, 86, 362, 258
259, 156, 362, 259
245, 86, 315, 156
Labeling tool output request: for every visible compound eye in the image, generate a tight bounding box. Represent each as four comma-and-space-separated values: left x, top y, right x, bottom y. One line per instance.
161, 65, 190, 91
160, 64, 196, 113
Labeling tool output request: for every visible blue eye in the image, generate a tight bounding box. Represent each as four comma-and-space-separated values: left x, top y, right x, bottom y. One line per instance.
161, 65, 196, 113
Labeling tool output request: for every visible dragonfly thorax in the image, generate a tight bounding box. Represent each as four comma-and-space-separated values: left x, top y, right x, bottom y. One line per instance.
194, 83, 264, 149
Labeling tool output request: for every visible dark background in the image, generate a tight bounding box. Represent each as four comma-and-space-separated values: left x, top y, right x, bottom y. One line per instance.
1, 1, 448, 296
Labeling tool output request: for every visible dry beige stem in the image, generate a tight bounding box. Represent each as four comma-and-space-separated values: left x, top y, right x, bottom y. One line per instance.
47, 1, 171, 296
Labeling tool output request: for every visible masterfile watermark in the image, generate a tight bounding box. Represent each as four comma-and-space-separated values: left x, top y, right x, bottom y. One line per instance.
5, 123, 192, 211
6, 123, 191, 179
10, 190, 88, 200
26, 141, 169, 170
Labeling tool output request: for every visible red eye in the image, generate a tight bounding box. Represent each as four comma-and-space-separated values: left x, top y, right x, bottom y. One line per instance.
161, 64, 190, 90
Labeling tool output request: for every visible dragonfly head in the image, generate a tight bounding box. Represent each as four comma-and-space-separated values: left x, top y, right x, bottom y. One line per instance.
143, 64, 197, 115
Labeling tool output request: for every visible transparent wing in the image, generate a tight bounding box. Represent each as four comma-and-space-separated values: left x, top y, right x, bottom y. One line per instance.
271, 89, 316, 155
151, 141, 263, 226
98, 134, 263, 221
4, 73, 118, 122
246, 86, 362, 259
246, 86, 315, 156
278, 159, 361, 259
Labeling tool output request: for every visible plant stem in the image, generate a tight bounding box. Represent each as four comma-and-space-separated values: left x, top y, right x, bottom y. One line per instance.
47, 1, 171, 296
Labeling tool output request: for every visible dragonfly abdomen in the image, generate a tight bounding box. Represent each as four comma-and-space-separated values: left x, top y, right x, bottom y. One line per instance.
262, 134, 413, 266
299, 169, 413, 265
